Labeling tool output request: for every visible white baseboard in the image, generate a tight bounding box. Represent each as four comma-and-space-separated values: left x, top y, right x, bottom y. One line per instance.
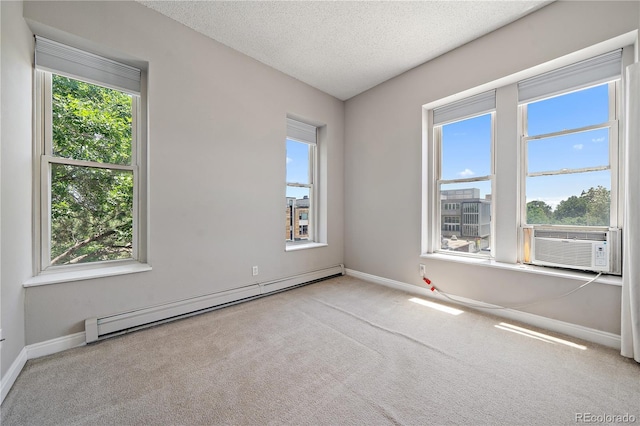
26, 332, 86, 360
1, 332, 86, 405
346, 268, 621, 350
1, 347, 27, 404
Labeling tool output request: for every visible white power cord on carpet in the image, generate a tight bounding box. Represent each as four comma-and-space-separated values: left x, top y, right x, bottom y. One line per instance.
422, 272, 602, 310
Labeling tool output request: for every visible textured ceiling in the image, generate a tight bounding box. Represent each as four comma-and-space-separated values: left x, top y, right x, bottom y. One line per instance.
138, 1, 551, 100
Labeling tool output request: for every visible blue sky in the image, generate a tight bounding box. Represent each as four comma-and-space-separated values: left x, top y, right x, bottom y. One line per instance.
286, 139, 311, 199
441, 83, 611, 209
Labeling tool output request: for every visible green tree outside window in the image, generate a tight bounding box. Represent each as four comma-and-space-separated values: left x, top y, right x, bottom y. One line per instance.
50, 75, 134, 265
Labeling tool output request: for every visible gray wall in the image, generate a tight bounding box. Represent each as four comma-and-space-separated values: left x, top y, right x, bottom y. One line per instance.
344, 1, 639, 335
10, 0, 345, 352
1, 0, 32, 381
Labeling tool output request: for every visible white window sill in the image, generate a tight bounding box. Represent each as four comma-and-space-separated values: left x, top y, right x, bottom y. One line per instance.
420, 252, 622, 287
23, 262, 152, 287
285, 242, 328, 252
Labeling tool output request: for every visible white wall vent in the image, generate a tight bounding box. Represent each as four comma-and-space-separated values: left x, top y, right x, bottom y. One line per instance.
522, 227, 621, 275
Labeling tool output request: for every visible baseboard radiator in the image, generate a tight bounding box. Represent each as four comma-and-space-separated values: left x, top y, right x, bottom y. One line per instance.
85, 264, 344, 343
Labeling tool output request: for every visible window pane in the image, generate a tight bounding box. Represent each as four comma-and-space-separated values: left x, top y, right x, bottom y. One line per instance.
286, 187, 310, 242
526, 171, 610, 226
286, 139, 311, 184
50, 164, 133, 265
439, 181, 491, 254
52, 74, 132, 165
527, 84, 609, 137
441, 114, 491, 180
527, 127, 609, 173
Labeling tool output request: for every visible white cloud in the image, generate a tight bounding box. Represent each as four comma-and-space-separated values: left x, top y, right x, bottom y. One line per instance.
458, 168, 474, 177
592, 137, 605, 142
573, 144, 583, 150
286, 157, 293, 164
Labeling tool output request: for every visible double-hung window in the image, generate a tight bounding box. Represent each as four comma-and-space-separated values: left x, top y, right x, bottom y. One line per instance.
424, 47, 627, 274
519, 50, 621, 228
285, 118, 317, 245
432, 91, 495, 256
34, 37, 146, 273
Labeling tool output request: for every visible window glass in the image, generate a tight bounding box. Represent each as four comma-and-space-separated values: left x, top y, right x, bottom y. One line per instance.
286, 139, 310, 184
285, 125, 316, 245
441, 114, 491, 180
526, 171, 610, 226
46, 74, 136, 267
52, 75, 132, 165
524, 83, 613, 227
50, 164, 133, 265
527, 128, 609, 173
286, 187, 311, 242
438, 111, 493, 256
526, 84, 609, 137
439, 181, 492, 254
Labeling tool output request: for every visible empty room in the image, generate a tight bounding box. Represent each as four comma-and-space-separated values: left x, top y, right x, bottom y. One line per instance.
1, 0, 639, 424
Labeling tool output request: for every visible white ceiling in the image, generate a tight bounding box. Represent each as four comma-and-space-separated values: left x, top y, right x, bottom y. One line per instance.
138, 1, 551, 100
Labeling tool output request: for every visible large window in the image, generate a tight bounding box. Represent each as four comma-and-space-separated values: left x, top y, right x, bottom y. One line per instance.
433, 91, 495, 256
35, 37, 145, 272
424, 48, 625, 271
286, 118, 317, 245
522, 83, 618, 228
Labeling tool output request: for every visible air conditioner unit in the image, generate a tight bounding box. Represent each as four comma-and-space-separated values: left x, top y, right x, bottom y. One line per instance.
522, 227, 621, 275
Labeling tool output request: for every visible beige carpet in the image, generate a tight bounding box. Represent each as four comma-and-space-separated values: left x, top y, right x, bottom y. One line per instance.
2, 275, 639, 425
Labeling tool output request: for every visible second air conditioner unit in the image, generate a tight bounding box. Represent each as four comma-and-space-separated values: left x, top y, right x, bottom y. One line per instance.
522, 227, 621, 275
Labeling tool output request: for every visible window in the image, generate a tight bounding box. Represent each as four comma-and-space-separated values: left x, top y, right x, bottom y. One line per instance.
34, 37, 146, 273
443, 203, 460, 211
424, 47, 626, 271
520, 54, 620, 228
432, 91, 495, 256
285, 118, 317, 244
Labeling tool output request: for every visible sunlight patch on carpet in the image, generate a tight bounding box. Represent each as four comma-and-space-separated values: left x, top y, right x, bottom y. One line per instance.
409, 297, 464, 315
495, 322, 587, 350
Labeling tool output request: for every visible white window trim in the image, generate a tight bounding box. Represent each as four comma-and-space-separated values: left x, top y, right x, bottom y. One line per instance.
31, 42, 150, 284
285, 242, 328, 252
24, 260, 151, 287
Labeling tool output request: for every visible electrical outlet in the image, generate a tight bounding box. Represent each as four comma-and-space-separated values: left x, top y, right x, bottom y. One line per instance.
252, 266, 259, 276
419, 264, 426, 276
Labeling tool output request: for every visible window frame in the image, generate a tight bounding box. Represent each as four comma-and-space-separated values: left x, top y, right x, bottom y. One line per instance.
285, 118, 318, 247
422, 42, 633, 273
32, 40, 149, 281
432, 111, 496, 258
519, 81, 620, 229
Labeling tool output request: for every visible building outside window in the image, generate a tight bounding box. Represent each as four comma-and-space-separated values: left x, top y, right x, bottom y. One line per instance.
440, 189, 491, 252
286, 196, 310, 241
